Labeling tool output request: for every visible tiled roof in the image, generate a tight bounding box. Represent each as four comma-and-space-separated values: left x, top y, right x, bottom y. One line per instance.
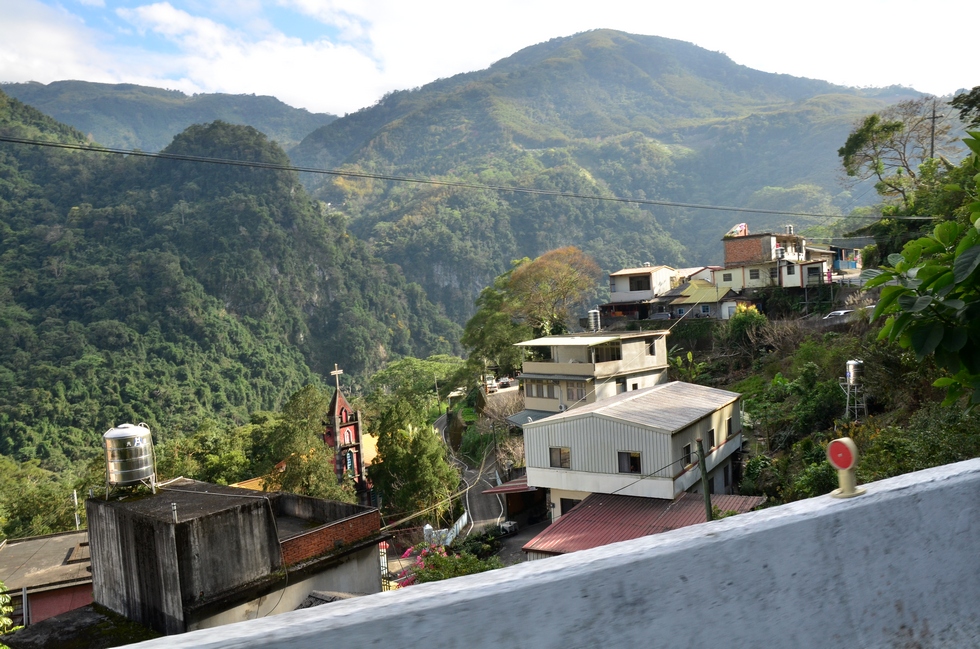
523, 492, 765, 555
524, 382, 740, 434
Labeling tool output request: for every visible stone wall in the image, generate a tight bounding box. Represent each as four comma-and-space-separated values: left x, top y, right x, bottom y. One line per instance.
126, 459, 980, 649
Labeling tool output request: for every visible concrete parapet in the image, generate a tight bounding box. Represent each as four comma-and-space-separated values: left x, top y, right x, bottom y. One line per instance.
126, 459, 980, 648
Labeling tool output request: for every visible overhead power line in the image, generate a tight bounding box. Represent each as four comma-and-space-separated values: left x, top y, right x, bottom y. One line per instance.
0, 134, 935, 221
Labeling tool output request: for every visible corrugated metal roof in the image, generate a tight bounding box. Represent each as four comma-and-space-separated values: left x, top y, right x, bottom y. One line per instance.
609, 266, 673, 276
482, 475, 536, 495
524, 382, 740, 434
522, 492, 765, 555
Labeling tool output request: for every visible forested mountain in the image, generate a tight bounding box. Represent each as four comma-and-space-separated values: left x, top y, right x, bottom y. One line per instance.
0, 80, 337, 152
0, 90, 457, 468
290, 30, 920, 322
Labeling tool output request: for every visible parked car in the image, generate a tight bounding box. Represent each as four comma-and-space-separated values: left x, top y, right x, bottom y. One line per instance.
485, 378, 498, 393
497, 377, 511, 388
823, 309, 854, 320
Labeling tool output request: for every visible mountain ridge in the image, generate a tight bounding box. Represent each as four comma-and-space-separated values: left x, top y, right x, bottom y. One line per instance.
0, 80, 338, 152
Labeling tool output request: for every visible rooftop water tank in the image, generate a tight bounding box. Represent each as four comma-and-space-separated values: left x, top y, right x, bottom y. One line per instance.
846, 360, 863, 385
587, 309, 601, 332
104, 423, 155, 486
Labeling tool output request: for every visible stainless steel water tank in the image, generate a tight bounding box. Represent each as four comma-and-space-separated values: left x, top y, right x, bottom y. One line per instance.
104, 423, 155, 486
587, 309, 601, 332
846, 360, 863, 385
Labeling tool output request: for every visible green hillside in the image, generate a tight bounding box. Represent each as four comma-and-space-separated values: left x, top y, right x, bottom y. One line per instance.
0, 80, 337, 152
290, 30, 915, 321
0, 90, 457, 468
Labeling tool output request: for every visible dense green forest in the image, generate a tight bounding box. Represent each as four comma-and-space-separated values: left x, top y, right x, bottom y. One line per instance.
289, 30, 927, 322
0, 89, 459, 477
1, 80, 337, 152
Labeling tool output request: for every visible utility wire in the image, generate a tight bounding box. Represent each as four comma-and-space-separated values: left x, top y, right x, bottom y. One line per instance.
0, 134, 935, 222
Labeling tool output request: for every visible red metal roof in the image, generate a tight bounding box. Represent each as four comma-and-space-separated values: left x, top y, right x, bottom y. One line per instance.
522, 492, 765, 556
482, 475, 536, 495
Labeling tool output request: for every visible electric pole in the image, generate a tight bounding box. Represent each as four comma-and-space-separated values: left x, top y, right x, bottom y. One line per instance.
696, 437, 712, 522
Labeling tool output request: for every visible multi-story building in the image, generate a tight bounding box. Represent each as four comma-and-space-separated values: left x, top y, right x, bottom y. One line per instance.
508, 331, 670, 426
522, 381, 743, 522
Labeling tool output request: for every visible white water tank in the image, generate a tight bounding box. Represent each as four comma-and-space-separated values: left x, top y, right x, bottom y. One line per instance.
846, 360, 863, 385
587, 309, 601, 332
104, 423, 155, 486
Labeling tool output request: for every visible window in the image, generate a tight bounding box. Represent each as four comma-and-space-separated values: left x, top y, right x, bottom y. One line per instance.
807, 266, 821, 277
529, 380, 557, 399
726, 416, 733, 439
566, 381, 586, 402
594, 341, 622, 363
609, 278, 617, 292
648, 339, 657, 356
724, 464, 732, 488
769, 267, 778, 279
616, 378, 627, 394
632, 383, 638, 391
701, 305, 710, 314
722, 272, 733, 282
682, 444, 692, 467
749, 269, 761, 280
629, 276, 651, 291
677, 307, 686, 316
787, 265, 796, 276
560, 498, 581, 515
707, 429, 715, 449
549, 447, 570, 468
618, 451, 641, 474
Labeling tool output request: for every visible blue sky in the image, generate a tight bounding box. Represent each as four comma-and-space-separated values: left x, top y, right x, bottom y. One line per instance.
1, 0, 975, 115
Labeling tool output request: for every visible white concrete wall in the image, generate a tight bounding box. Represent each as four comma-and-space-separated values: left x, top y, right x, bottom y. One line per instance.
131, 459, 980, 649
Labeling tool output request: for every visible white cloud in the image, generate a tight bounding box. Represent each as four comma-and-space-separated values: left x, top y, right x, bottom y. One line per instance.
0, 0, 974, 116
0, 0, 119, 84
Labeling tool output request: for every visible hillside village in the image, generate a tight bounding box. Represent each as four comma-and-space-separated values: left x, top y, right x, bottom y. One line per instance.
1, 20, 980, 649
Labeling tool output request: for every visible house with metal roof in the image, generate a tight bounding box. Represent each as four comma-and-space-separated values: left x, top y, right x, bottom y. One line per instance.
507, 331, 670, 427
0, 530, 93, 626
522, 491, 764, 560
523, 381, 743, 522
650, 279, 748, 320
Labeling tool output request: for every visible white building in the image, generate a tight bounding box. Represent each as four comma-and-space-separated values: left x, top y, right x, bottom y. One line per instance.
509, 331, 670, 426
523, 382, 743, 522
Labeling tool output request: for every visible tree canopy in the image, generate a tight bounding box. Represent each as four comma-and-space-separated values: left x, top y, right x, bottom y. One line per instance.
838, 98, 959, 208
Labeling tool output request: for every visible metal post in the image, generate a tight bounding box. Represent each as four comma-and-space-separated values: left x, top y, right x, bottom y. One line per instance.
696, 438, 712, 522
73, 490, 80, 530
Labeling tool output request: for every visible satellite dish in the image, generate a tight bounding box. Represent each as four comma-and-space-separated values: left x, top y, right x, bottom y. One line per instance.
527, 417, 533, 423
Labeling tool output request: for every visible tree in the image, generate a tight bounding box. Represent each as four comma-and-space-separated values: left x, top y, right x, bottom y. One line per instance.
262, 386, 355, 502
367, 355, 463, 421
863, 131, 980, 406
505, 247, 602, 336
1, 577, 17, 645
951, 86, 980, 128
838, 98, 958, 207
369, 424, 459, 523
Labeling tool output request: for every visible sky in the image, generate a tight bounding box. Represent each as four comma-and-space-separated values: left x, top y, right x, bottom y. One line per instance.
0, 0, 975, 116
